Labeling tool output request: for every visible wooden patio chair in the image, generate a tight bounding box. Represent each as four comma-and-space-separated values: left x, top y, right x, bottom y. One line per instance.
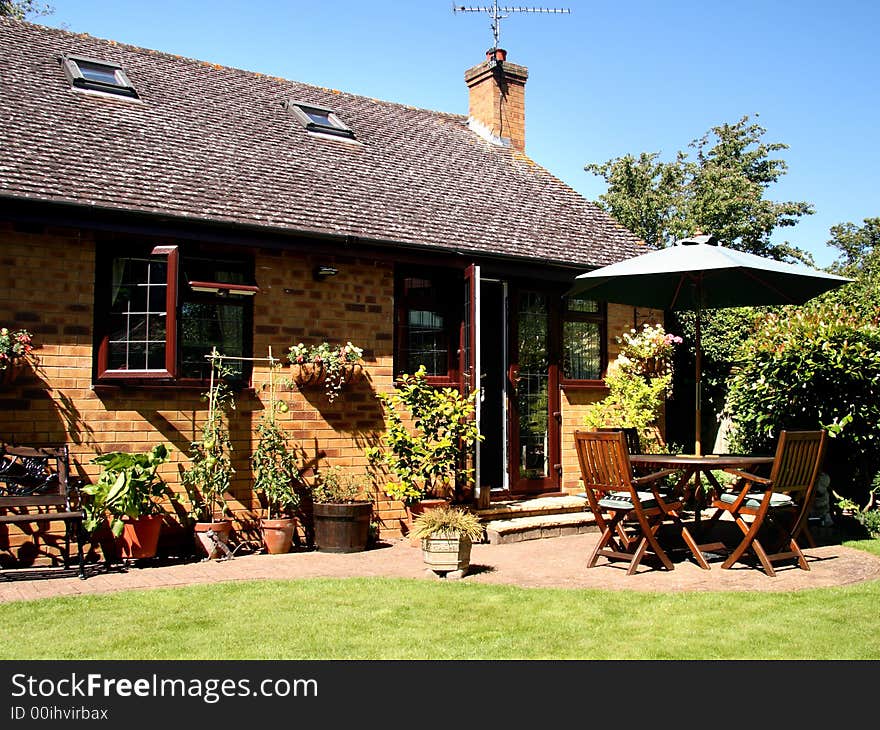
574, 429, 710, 574
708, 430, 827, 577
596, 427, 642, 454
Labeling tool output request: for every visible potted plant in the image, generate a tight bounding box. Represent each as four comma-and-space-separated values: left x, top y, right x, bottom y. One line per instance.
309, 465, 374, 553
81, 443, 171, 561
0, 326, 34, 386
287, 340, 364, 402
410, 504, 484, 579
182, 349, 236, 559
365, 365, 483, 539
253, 354, 301, 554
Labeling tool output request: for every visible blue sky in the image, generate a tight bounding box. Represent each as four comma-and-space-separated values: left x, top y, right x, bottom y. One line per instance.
37, 0, 878, 267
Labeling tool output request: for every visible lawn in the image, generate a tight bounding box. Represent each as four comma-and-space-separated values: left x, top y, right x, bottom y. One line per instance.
1, 536, 879, 660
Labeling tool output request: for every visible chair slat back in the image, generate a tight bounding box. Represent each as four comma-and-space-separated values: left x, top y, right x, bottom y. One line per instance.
596, 427, 642, 455
769, 430, 827, 499
574, 430, 634, 493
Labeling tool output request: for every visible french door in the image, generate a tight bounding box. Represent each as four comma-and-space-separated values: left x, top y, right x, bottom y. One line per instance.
508, 289, 560, 494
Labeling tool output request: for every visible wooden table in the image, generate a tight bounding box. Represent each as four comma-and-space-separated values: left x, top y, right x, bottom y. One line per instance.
630, 454, 775, 505
629, 453, 776, 561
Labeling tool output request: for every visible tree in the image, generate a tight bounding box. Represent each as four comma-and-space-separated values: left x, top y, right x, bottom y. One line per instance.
585, 115, 814, 260
0, 1, 52, 19
821, 217, 880, 323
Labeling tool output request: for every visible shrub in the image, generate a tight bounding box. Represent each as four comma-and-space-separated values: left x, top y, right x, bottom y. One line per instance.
365, 366, 482, 506
583, 323, 682, 451
725, 304, 880, 503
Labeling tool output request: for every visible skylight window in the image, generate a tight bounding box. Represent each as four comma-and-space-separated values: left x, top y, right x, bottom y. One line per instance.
283, 99, 354, 139
61, 54, 139, 99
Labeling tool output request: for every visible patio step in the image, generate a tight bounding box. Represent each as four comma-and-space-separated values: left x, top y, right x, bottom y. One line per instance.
475, 495, 599, 544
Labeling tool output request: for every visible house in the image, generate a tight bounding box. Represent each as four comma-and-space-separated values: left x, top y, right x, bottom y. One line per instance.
0, 17, 652, 560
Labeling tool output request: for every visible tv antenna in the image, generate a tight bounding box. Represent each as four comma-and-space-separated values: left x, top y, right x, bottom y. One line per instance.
453, 2, 571, 50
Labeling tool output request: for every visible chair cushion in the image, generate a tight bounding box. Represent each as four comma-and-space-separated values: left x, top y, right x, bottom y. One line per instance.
718, 490, 794, 509
598, 490, 664, 510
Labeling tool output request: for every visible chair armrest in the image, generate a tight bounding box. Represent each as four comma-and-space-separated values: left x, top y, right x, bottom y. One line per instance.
722, 469, 772, 486
633, 469, 677, 486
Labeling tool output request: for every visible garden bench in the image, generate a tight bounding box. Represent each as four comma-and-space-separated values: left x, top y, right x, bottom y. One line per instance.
0, 444, 86, 580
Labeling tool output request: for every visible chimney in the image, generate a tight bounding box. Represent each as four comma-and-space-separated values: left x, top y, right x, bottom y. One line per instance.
464, 48, 529, 152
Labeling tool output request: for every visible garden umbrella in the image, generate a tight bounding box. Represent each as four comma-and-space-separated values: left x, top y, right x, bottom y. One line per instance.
569, 234, 851, 454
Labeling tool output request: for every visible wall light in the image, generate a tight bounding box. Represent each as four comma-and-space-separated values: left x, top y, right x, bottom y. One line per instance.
314, 265, 339, 281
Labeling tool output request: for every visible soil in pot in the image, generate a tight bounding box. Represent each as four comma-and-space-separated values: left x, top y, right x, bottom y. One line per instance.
261, 517, 296, 554
194, 520, 233, 559
116, 514, 164, 560
312, 502, 372, 553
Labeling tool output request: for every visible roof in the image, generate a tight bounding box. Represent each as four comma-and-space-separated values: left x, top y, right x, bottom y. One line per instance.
0, 18, 646, 269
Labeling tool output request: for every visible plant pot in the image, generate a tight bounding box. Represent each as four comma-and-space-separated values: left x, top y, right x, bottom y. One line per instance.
116, 514, 163, 560
406, 498, 447, 546
193, 520, 233, 559
421, 533, 473, 576
290, 362, 363, 388
261, 517, 296, 555
312, 501, 372, 553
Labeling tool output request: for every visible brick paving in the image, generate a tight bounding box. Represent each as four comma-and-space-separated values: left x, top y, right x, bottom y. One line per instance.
2, 530, 880, 603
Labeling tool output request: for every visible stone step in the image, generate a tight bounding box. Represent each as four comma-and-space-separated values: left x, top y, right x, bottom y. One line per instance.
475, 495, 599, 544
475, 495, 588, 521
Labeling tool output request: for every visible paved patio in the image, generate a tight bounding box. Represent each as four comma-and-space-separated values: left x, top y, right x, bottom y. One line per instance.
2, 528, 880, 603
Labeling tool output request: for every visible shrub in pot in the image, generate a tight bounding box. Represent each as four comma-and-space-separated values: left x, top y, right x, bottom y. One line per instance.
253, 358, 300, 554
310, 465, 374, 553
410, 504, 484, 579
364, 365, 482, 538
182, 350, 236, 559
82, 443, 171, 561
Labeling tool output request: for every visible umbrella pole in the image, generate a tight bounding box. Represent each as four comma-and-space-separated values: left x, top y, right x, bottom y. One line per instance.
695, 302, 702, 456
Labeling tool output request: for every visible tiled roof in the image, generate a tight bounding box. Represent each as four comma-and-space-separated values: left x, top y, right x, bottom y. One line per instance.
0, 18, 647, 268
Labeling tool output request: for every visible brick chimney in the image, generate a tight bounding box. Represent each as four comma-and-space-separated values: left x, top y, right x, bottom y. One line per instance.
464, 48, 529, 152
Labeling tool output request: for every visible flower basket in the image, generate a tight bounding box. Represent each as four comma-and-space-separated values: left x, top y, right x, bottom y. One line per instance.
0, 359, 26, 387
290, 361, 363, 388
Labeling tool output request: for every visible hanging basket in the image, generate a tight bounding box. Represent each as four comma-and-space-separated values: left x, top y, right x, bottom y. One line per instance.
290, 362, 364, 389
0, 359, 26, 387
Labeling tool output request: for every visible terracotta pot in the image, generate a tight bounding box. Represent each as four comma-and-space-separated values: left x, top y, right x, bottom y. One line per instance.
117, 514, 163, 560
406, 498, 448, 547
193, 520, 233, 559
312, 501, 372, 553
261, 517, 296, 555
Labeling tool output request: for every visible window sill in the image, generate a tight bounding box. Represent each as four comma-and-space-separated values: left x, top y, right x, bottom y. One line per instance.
93, 382, 255, 396
560, 380, 608, 391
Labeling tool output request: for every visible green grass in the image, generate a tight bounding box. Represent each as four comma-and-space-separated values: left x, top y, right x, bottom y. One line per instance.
2, 537, 879, 660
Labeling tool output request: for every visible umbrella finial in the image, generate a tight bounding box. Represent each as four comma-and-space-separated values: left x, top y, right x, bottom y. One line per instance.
677, 233, 717, 246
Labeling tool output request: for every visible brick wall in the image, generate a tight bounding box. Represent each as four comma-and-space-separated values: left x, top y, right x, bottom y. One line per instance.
0, 224, 407, 564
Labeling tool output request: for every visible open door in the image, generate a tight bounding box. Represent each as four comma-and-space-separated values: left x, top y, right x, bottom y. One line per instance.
461, 264, 485, 505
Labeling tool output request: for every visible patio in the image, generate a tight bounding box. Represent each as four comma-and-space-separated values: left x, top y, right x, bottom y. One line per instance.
2, 528, 879, 603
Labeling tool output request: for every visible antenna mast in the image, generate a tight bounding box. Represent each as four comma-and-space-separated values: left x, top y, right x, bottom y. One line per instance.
453, 1, 570, 50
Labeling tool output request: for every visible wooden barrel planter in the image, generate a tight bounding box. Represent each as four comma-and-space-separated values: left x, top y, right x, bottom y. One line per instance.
312, 501, 372, 553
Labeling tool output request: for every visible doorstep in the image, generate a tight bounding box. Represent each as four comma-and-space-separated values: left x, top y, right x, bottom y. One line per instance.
475, 495, 599, 544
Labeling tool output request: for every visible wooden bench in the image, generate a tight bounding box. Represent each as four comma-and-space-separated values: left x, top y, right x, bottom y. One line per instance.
0, 444, 86, 580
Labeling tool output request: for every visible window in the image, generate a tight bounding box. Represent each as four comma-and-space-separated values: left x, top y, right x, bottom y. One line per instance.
561, 294, 605, 381
284, 99, 354, 139
61, 54, 139, 98
394, 268, 462, 383
95, 243, 256, 384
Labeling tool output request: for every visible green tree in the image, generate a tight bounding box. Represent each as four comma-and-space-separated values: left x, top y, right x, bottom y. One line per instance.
586, 115, 814, 260
820, 218, 880, 322
0, 1, 53, 19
